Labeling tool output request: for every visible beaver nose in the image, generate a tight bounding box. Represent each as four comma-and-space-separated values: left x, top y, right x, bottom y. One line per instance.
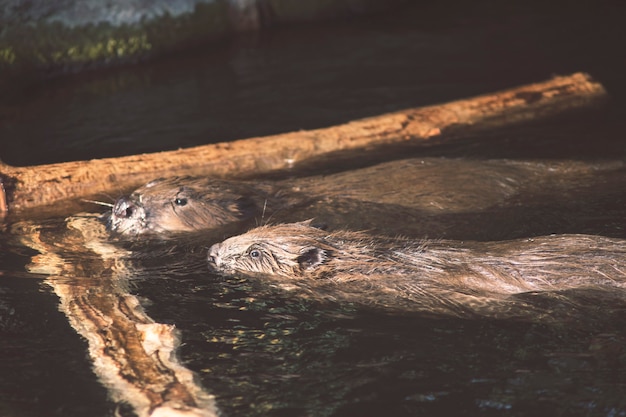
207, 244, 222, 270
113, 197, 135, 219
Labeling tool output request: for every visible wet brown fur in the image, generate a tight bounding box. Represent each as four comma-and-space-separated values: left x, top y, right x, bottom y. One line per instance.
107, 176, 304, 236
208, 222, 626, 315
107, 158, 622, 237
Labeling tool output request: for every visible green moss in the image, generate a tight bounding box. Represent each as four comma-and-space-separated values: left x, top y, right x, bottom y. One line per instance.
0, 1, 231, 80
0, 47, 16, 65
0, 0, 403, 84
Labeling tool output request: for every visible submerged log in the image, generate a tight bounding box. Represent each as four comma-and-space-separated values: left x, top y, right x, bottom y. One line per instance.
0, 72, 607, 214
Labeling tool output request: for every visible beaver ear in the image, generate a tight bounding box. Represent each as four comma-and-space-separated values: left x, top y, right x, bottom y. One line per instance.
297, 247, 327, 270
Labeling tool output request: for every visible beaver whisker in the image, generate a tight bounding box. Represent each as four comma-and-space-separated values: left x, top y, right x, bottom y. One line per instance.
82, 199, 115, 208
256, 198, 283, 227
261, 199, 268, 224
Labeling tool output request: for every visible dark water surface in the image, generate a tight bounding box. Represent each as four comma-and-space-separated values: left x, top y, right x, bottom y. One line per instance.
2, 1, 626, 416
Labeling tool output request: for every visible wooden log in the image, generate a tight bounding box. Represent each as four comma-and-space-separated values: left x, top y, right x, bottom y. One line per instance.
0, 72, 607, 214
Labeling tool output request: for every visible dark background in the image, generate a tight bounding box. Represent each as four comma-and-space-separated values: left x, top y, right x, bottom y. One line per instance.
0, 0, 624, 167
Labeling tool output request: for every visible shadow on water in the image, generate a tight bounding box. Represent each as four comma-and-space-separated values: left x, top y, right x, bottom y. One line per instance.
2, 0, 626, 416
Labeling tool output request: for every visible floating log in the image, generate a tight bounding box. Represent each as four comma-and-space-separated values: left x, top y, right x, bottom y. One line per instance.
0, 72, 607, 214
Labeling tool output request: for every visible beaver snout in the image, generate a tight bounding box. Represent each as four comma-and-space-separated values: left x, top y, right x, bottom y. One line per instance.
108, 195, 149, 234
113, 197, 136, 219
207, 244, 222, 270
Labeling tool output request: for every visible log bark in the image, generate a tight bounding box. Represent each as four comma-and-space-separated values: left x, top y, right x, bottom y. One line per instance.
0, 72, 607, 214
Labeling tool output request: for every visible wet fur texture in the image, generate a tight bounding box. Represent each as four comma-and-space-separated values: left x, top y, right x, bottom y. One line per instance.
208, 222, 626, 315
108, 176, 292, 236
107, 158, 623, 237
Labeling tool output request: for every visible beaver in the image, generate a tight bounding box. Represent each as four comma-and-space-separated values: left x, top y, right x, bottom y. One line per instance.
206, 221, 626, 315
107, 158, 623, 238
107, 176, 294, 235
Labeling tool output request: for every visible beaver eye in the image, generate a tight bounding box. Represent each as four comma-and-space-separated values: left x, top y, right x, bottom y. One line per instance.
249, 249, 261, 259
174, 197, 188, 206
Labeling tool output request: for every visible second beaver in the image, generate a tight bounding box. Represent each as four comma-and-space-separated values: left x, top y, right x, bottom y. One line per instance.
207, 222, 626, 316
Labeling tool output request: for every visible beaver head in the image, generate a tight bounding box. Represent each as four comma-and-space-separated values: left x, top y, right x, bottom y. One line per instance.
205, 220, 407, 280
108, 177, 264, 236
207, 221, 340, 277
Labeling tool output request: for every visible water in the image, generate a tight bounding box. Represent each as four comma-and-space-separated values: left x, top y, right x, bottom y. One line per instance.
2, 1, 626, 416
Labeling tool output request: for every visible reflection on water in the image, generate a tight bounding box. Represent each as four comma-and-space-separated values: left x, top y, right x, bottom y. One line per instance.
0, 246, 113, 416
2, 1, 626, 416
